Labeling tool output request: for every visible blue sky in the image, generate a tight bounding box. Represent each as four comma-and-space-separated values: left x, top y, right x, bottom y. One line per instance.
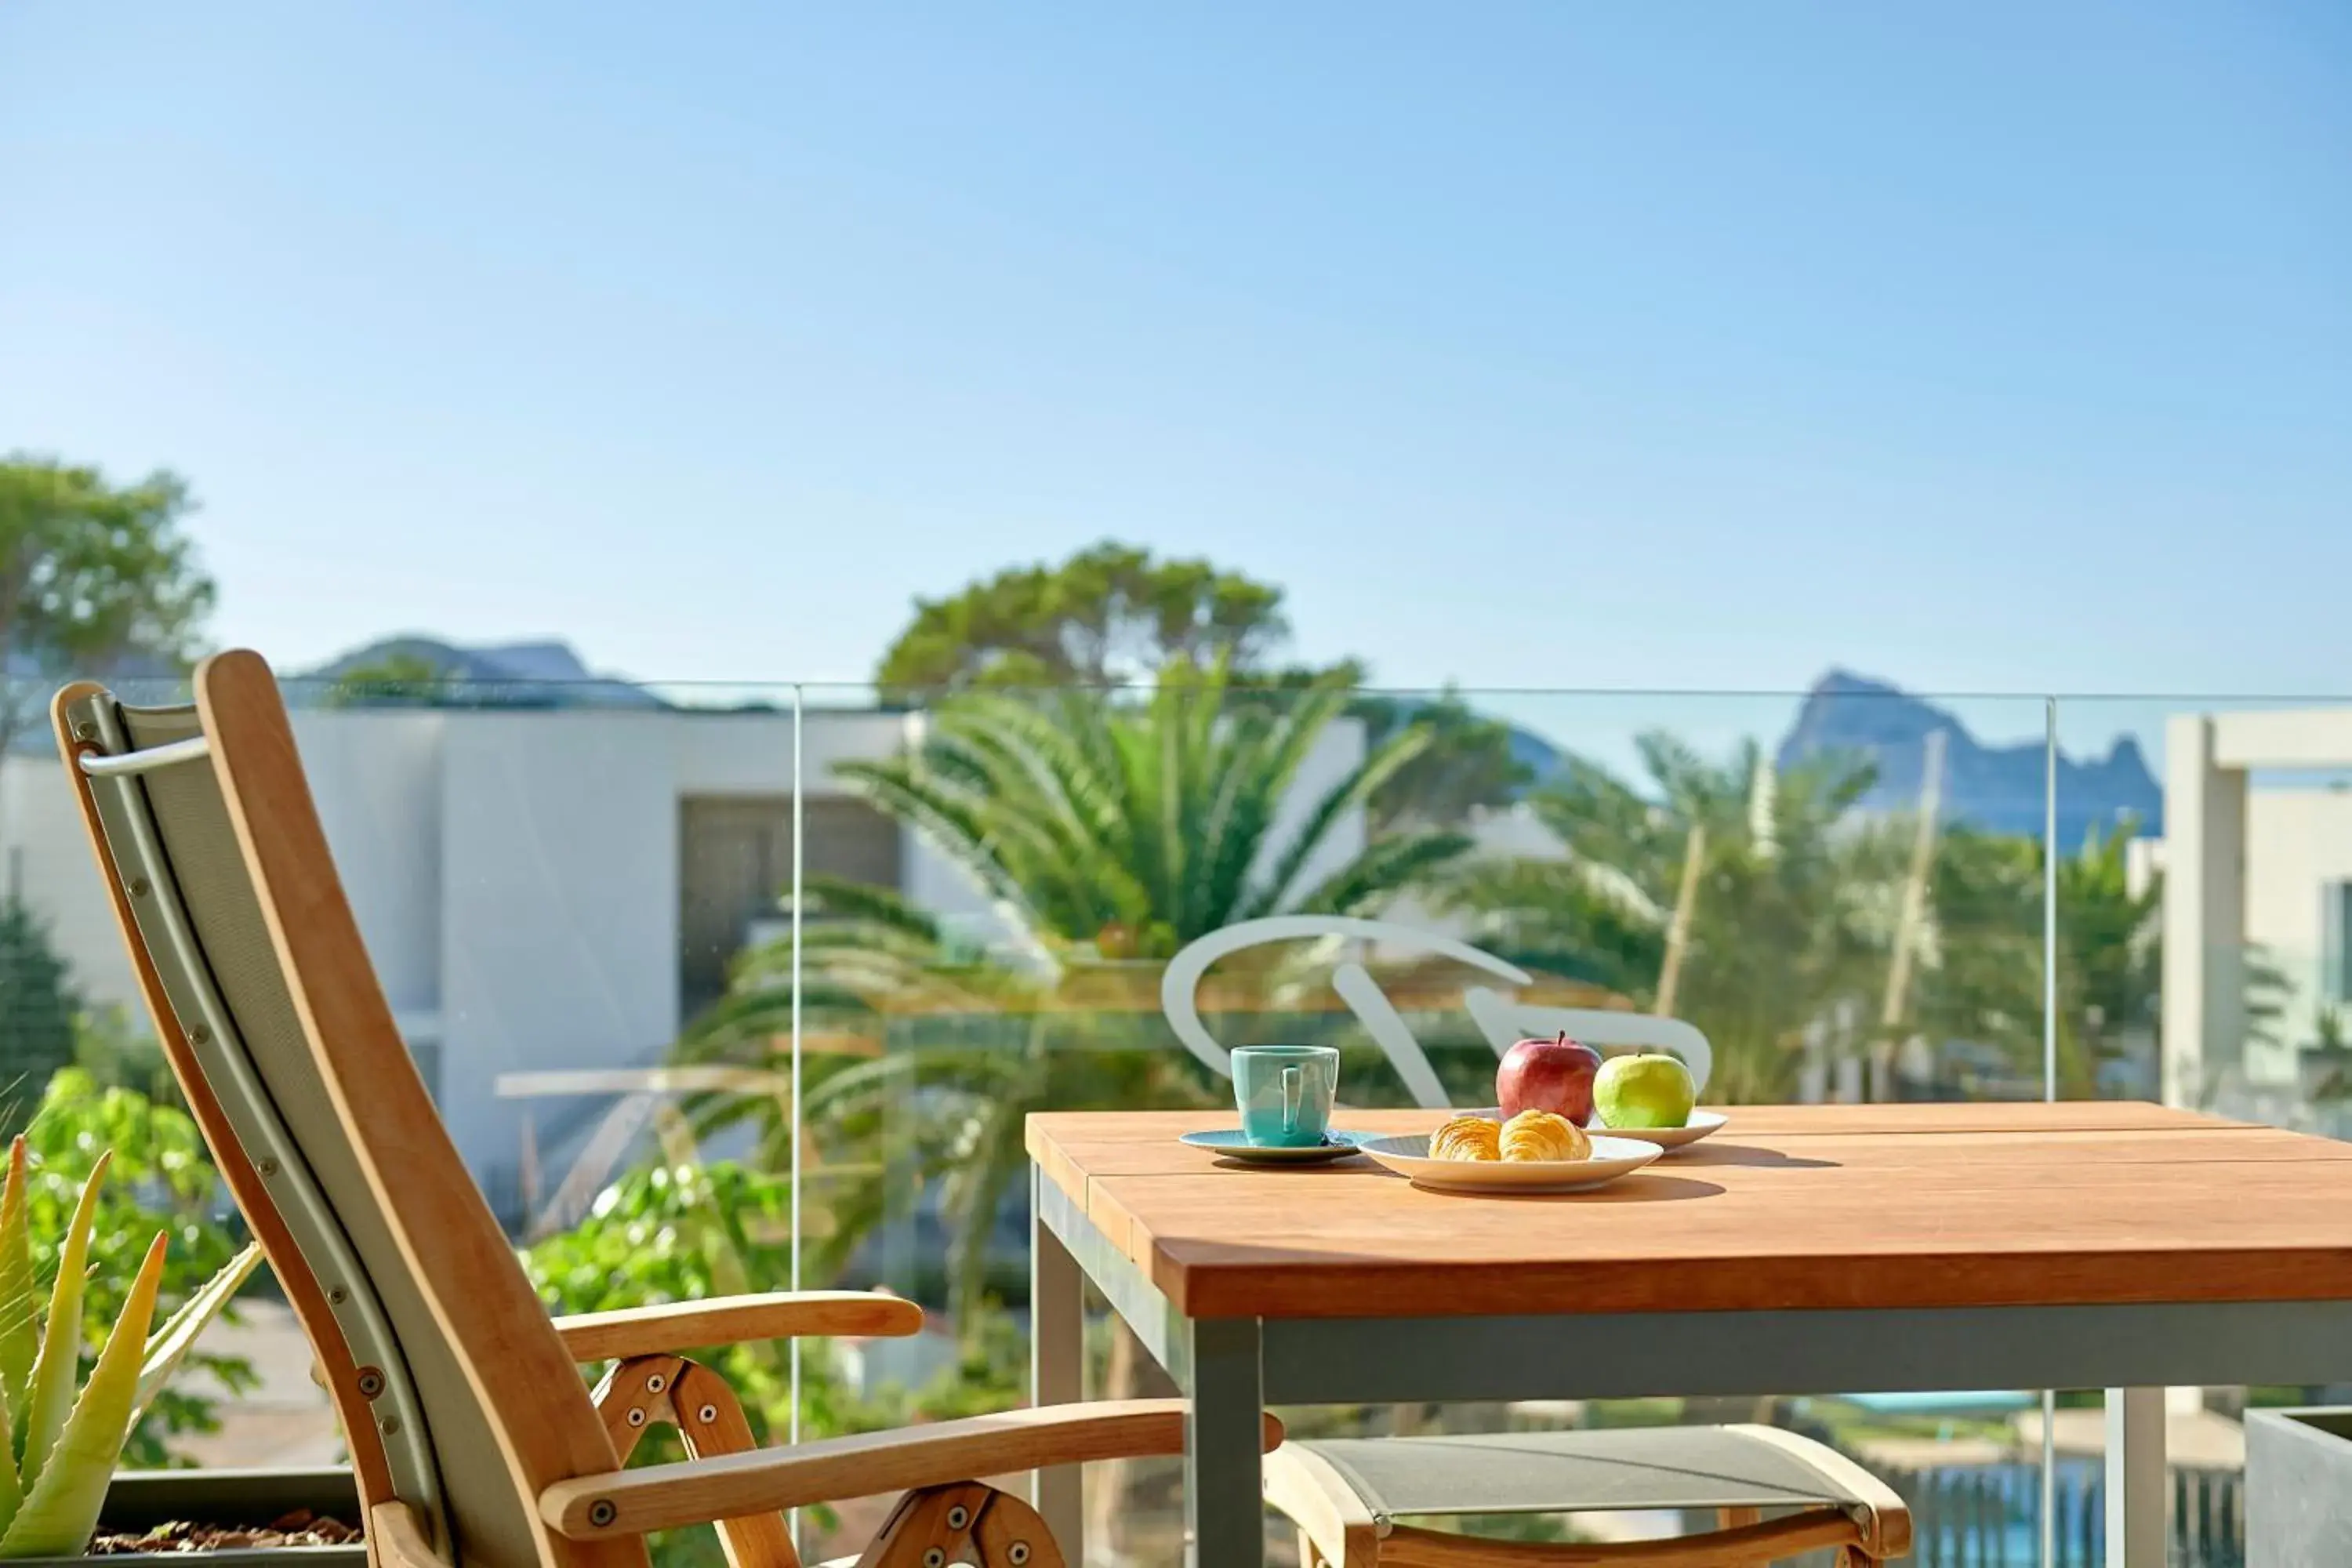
5, 2, 2347, 739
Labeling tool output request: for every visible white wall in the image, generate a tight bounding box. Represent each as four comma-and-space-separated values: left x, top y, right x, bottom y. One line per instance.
2243, 786, 2352, 1068
1, 753, 141, 1014
5, 700, 1377, 1200
292, 713, 445, 1022
435, 713, 681, 1185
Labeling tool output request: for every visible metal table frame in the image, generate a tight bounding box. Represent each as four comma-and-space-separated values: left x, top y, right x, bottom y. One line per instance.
1029, 1169, 2352, 1567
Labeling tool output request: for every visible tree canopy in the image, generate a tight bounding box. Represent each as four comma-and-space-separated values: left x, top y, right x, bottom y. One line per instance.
0, 456, 214, 681
875, 541, 1288, 695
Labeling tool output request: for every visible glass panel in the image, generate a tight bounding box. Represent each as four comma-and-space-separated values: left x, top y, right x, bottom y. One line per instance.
2053, 691, 2352, 1568
709, 677, 2071, 1560
39, 667, 2285, 1564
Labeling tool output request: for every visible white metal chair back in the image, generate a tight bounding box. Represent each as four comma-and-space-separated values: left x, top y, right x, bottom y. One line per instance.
1160, 915, 1711, 1109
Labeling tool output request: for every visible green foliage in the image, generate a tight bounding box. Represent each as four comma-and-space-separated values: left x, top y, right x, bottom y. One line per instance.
20, 1071, 258, 1467
889, 1305, 1026, 1422
837, 659, 1469, 952
2311, 1007, 2352, 1105
0, 908, 77, 1142
875, 541, 1288, 695
319, 652, 455, 710
524, 1160, 902, 1568
522, 1161, 869, 1440
0, 455, 213, 753
1918, 822, 2161, 1094
1445, 735, 1901, 1102
65, 1011, 177, 1110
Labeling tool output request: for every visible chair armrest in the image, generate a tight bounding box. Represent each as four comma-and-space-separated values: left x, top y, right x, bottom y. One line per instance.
539, 1399, 1284, 1538
551, 1291, 923, 1362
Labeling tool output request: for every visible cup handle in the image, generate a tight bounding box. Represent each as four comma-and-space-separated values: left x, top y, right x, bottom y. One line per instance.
1282, 1065, 1302, 1137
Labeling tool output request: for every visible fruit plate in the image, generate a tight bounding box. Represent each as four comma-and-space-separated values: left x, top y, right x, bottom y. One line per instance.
1597, 1109, 1727, 1151
1355, 1132, 1662, 1194
1465, 1107, 1728, 1153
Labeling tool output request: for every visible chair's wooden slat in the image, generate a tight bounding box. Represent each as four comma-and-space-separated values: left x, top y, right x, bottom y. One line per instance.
857, 1483, 1066, 1568
556, 1293, 922, 1363
540, 1401, 1283, 1539
594, 1356, 684, 1461
673, 1362, 803, 1568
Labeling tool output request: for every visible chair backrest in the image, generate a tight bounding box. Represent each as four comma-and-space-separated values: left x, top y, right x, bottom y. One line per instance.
54, 652, 638, 1568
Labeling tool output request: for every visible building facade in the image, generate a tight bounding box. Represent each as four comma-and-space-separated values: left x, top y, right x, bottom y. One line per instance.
2156, 708, 2352, 1127
3, 703, 1367, 1207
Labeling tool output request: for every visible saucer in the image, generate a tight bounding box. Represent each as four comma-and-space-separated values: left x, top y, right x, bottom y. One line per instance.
1178, 1129, 1366, 1164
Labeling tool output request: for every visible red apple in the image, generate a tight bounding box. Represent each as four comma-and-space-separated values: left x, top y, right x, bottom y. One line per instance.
1497, 1032, 1603, 1126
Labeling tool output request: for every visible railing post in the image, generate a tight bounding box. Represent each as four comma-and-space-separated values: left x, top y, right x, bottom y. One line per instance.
2105, 1387, 2165, 1566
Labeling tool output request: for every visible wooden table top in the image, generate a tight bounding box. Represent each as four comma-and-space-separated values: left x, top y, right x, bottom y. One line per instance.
1025, 1102, 2352, 1319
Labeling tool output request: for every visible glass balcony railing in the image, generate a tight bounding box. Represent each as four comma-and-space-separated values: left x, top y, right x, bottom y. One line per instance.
20, 666, 2352, 1566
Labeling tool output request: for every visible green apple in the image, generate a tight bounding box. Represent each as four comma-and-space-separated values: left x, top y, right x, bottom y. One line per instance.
1593, 1053, 1695, 1130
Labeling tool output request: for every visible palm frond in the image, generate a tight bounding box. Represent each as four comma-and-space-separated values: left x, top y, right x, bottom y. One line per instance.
1286, 829, 1472, 918
1239, 721, 1441, 919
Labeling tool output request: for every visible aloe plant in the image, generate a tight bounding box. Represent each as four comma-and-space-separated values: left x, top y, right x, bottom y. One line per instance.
0, 1139, 262, 1558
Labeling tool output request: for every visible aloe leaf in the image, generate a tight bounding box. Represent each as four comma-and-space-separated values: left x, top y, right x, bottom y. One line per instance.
0, 1367, 24, 1541
0, 1141, 34, 1437
0, 1233, 165, 1559
132, 1243, 262, 1428
18, 1152, 111, 1491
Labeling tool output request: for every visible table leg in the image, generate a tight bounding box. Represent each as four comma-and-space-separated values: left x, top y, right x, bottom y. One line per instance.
1188, 1317, 1265, 1568
2105, 1386, 2165, 1567
1030, 1167, 1085, 1559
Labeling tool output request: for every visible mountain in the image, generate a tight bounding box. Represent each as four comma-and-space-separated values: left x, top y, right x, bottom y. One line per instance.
1777, 670, 2160, 841
293, 636, 665, 709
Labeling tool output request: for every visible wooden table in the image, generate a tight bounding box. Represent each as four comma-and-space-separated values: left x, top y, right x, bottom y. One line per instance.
1025, 1102, 2352, 1567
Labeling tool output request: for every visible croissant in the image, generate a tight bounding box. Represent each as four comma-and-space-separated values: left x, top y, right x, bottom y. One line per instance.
1430, 1115, 1502, 1162
1501, 1109, 1592, 1163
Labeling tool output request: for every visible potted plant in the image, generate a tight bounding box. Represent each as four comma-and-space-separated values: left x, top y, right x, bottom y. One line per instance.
0, 1140, 361, 1565
2249, 1405, 2352, 1566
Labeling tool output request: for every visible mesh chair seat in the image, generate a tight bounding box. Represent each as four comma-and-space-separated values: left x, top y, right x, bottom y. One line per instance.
1290, 1425, 1879, 1522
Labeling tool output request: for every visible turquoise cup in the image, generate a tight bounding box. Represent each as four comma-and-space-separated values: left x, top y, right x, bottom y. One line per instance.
1232, 1044, 1340, 1148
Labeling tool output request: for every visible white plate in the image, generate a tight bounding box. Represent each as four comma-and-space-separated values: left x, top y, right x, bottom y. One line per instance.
1465, 1107, 1728, 1153
1356, 1131, 1663, 1195
1597, 1109, 1727, 1150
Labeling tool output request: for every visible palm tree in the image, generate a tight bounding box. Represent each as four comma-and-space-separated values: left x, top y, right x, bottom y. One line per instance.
677, 661, 1472, 1323
1440, 735, 1904, 1102
1916, 822, 2161, 1098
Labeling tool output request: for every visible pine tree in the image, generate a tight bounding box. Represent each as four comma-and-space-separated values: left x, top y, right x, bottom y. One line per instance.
0, 900, 79, 1138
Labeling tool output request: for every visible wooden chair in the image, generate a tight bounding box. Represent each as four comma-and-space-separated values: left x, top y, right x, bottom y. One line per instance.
53, 651, 1280, 1568
1265, 1425, 1911, 1566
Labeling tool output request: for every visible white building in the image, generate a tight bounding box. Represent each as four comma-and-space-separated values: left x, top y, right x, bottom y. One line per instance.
2, 704, 1367, 1208
2154, 709, 2352, 1124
